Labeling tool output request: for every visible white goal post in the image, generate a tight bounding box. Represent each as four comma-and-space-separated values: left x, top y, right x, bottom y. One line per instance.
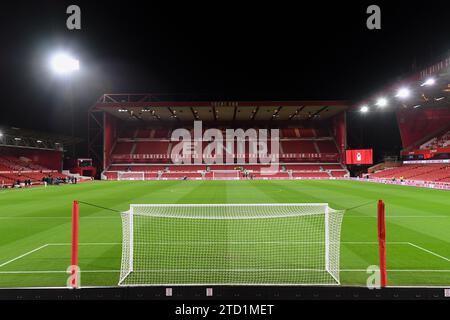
119, 203, 345, 286
212, 170, 240, 180
117, 171, 145, 181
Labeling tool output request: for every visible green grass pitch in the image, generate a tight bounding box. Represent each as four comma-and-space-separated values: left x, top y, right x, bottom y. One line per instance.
0, 179, 449, 287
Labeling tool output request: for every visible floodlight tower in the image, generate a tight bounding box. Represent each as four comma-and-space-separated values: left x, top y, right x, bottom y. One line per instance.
49, 52, 80, 157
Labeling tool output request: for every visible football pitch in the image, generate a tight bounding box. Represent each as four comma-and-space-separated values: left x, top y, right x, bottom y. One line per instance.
0, 179, 449, 288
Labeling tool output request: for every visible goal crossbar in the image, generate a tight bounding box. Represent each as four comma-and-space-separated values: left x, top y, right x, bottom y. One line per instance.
117, 171, 145, 181
211, 170, 240, 180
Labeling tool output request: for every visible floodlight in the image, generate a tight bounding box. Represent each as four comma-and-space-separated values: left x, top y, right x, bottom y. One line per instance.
360, 106, 369, 113
50, 53, 80, 75
421, 78, 435, 87
376, 98, 388, 108
396, 88, 410, 99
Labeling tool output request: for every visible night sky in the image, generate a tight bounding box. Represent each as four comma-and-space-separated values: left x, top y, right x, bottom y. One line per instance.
1, 1, 449, 158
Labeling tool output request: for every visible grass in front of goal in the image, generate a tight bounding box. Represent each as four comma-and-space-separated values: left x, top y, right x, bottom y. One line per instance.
0, 179, 449, 287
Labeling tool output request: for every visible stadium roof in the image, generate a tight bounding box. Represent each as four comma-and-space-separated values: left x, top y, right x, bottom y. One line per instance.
91, 94, 349, 123
0, 126, 81, 151
357, 55, 450, 112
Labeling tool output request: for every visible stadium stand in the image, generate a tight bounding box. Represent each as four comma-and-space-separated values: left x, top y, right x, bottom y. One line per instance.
103, 125, 349, 180
0, 154, 68, 187
89, 97, 350, 180
420, 130, 450, 150
370, 164, 450, 183
0, 127, 72, 187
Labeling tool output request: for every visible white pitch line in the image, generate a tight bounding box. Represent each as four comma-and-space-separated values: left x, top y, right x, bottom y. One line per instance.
341, 269, 450, 272
344, 215, 449, 218
0, 215, 448, 219
0, 216, 118, 219
48, 242, 121, 246
0, 244, 49, 268
0, 270, 120, 274
408, 242, 450, 263
46, 241, 410, 246
1, 269, 450, 275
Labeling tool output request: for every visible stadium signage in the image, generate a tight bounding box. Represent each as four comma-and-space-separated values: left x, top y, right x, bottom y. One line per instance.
345, 149, 373, 165
211, 101, 239, 107
111, 153, 340, 161
403, 159, 450, 164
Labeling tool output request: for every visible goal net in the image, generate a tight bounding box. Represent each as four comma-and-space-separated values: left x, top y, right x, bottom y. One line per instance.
212, 170, 240, 180
119, 203, 344, 286
117, 171, 145, 181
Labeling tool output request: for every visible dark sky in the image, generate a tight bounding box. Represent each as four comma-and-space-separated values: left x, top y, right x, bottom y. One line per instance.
0, 1, 449, 157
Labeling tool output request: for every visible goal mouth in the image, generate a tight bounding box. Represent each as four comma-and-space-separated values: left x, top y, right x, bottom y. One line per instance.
117, 171, 146, 181
211, 170, 240, 180
118, 203, 344, 287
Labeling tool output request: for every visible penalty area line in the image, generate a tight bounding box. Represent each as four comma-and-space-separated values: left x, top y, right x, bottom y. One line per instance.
408, 242, 450, 263
0, 244, 49, 268
45, 241, 411, 246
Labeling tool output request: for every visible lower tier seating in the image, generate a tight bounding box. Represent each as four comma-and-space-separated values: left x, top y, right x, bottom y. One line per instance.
103, 163, 349, 180
370, 165, 450, 183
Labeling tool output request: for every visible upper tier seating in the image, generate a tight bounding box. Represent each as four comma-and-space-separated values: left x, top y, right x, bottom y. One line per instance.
119, 128, 137, 138
298, 128, 316, 138
281, 129, 298, 138
134, 141, 169, 155
119, 128, 171, 139
284, 165, 322, 171
281, 141, 316, 153
0, 156, 47, 171
135, 129, 152, 138
114, 142, 134, 154
316, 140, 338, 153
420, 130, 450, 150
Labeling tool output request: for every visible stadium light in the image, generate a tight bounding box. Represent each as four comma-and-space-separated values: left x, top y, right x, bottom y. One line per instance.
0, 132, 3, 137
376, 97, 388, 108
421, 78, 435, 87
50, 52, 80, 75
360, 106, 369, 113
395, 87, 410, 99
